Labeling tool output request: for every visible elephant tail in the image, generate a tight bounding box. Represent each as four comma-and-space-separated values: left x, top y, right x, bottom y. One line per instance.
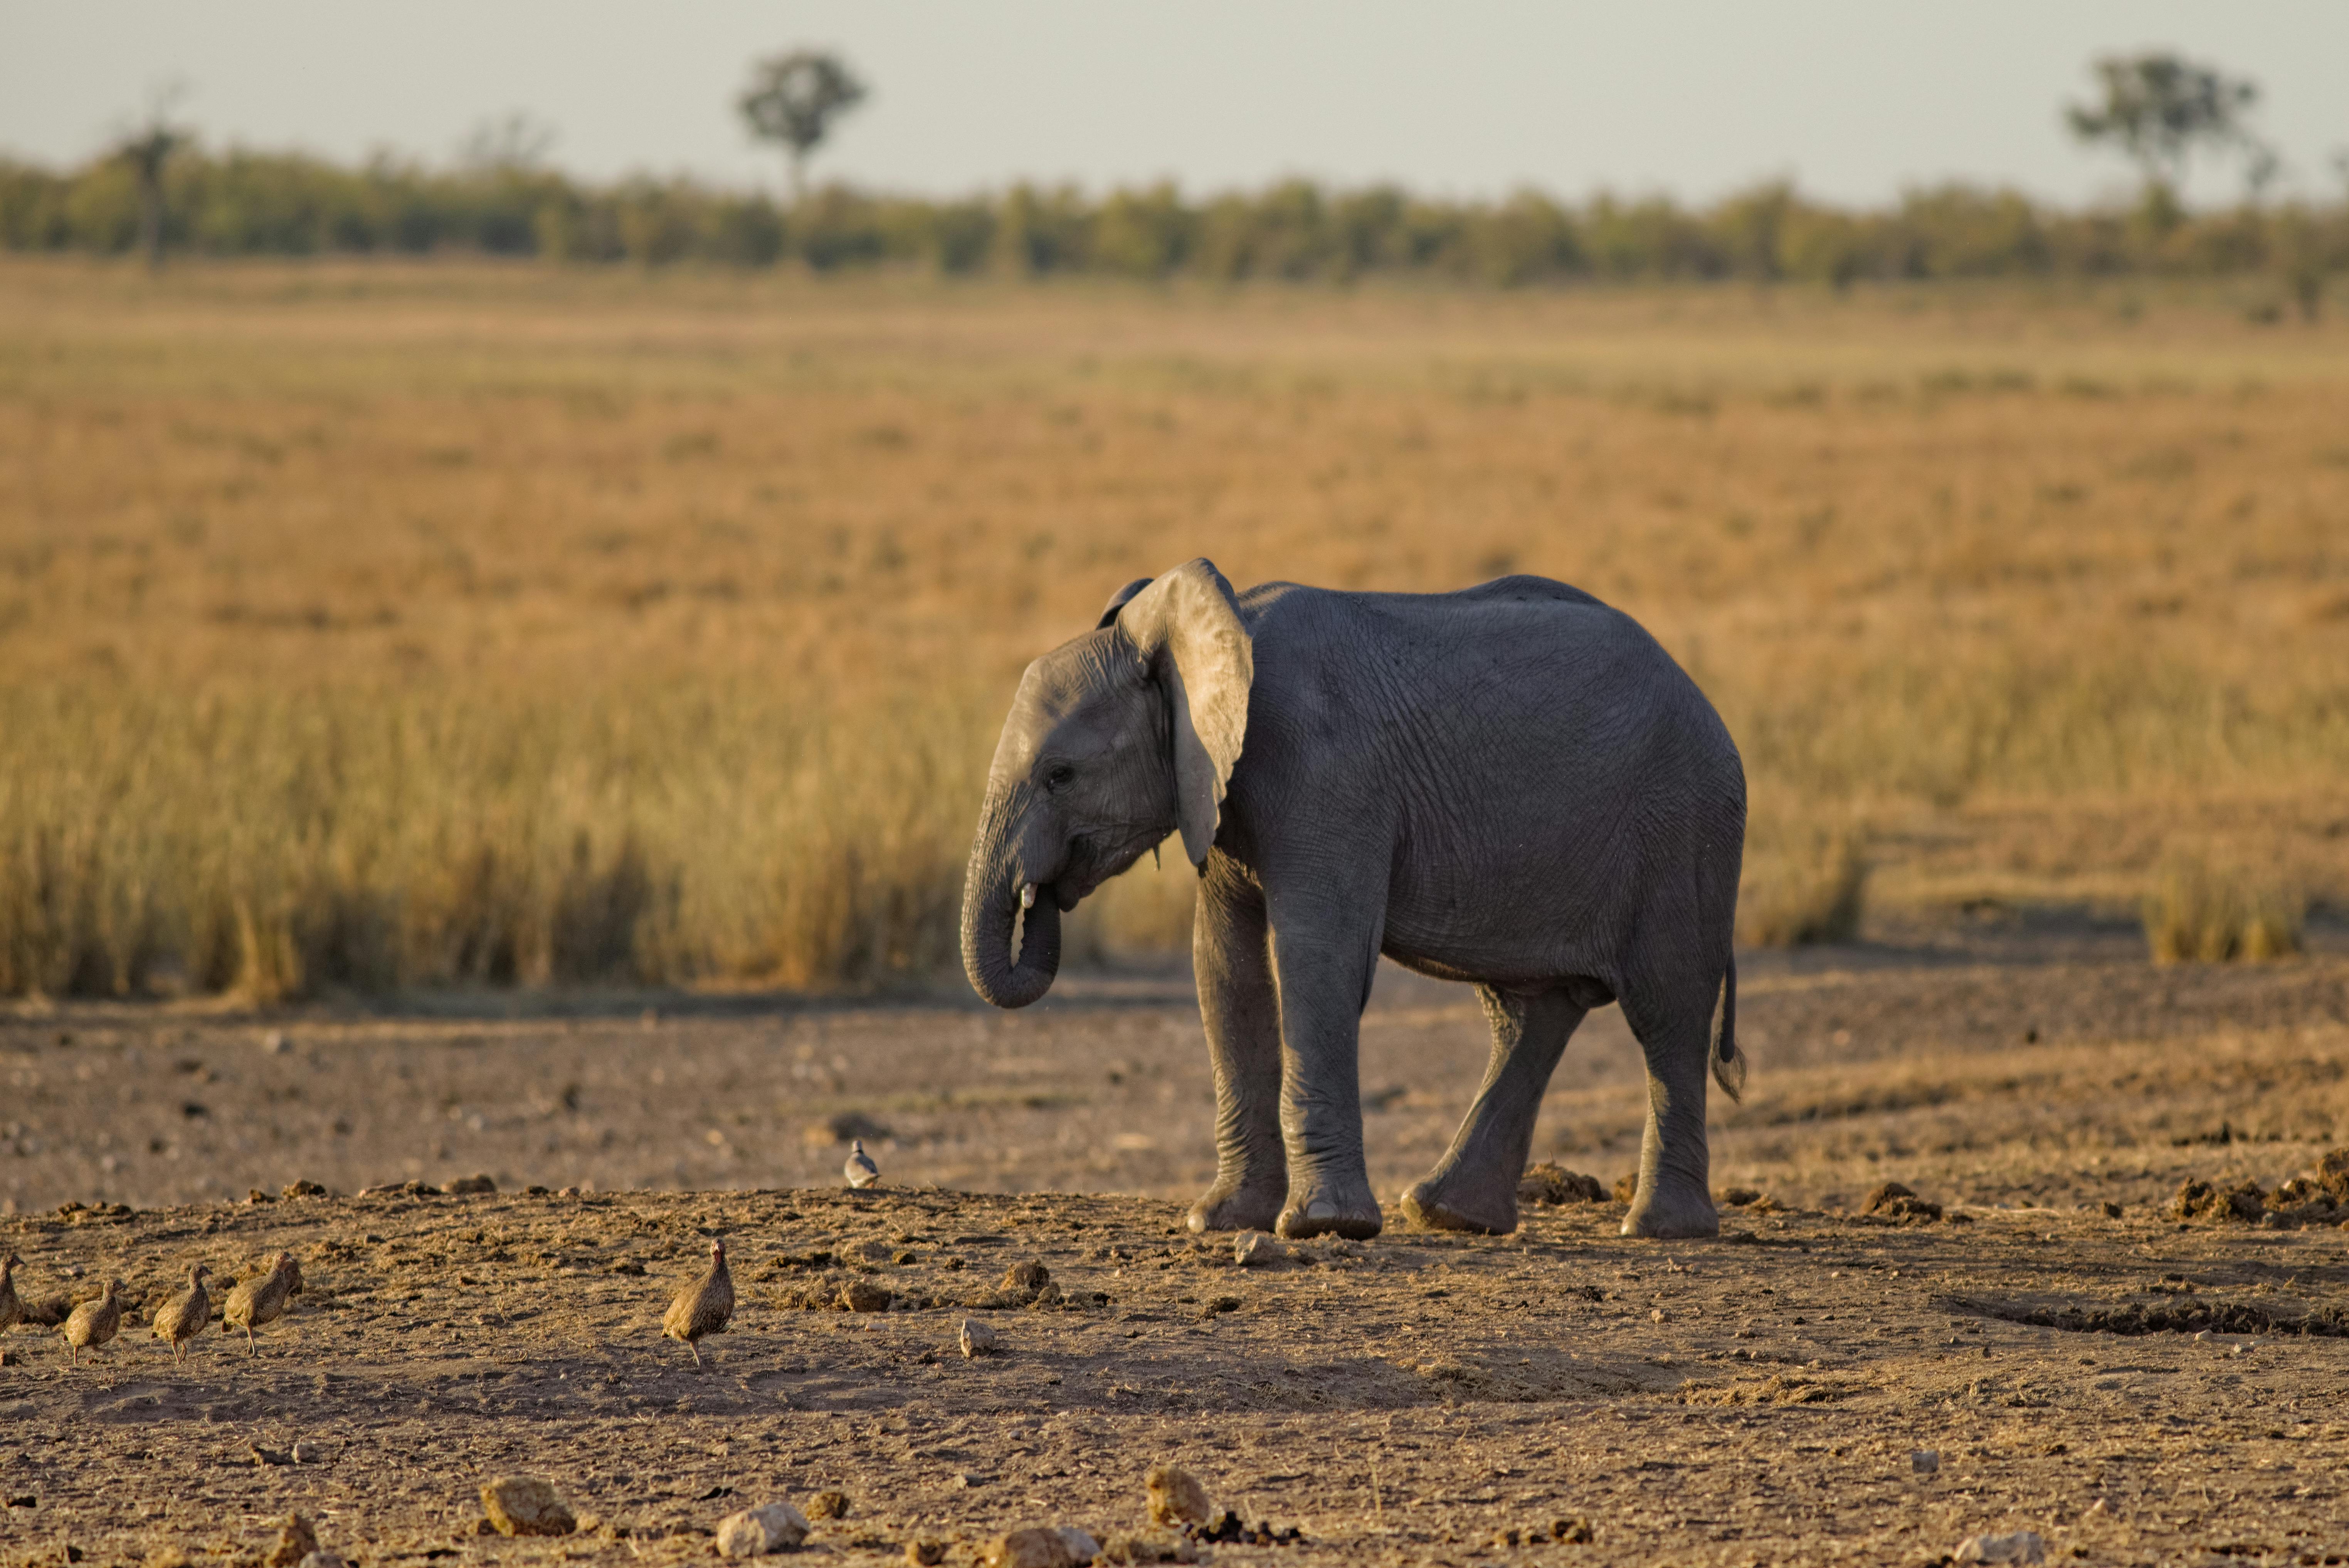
1710, 955, 1746, 1103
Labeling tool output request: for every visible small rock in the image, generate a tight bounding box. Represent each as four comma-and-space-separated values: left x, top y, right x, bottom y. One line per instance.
837, 1280, 892, 1313
280, 1180, 328, 1200
261, 1030, 288, 1054
442, 1174, 496, 1196
716, 1502, 811, 1558
1145, 1465, 1211, 1527
1551, 1516, 1594, 1544
1232, 1232, 1290, 1268
1056, 1527, 1101, 1564
1954, 1529, 2045, 1565
1912, 1450, 1941, 1474
906, 1543, 947, 1567
1097, 1533, 1198, 1565
805, 1490, 850, 1521
2099, 1200, 2123, 1218
960, 1318, 1000, 1357
265, 1513, 318, 1568
296, 1554, 347, 1568
479, 1476, 576, 1537
987, 1527, 1074, 1568
290, 1441, 321, 1465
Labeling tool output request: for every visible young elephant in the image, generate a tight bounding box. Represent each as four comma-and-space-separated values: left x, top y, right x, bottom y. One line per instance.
960, 560, 1745, 1240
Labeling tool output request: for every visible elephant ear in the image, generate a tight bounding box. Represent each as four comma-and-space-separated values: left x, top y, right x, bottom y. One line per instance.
1095, 577, 1155, 629
1116, 559, 1253, 868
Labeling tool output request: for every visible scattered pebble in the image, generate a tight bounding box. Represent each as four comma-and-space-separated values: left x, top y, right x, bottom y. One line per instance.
1233, 1232, 1290, 1269
1145, 1464, 1212, 1527
1954, 1529, 2045, 1565
290, 1441, 321, 1465
716, 1501, 810, 1558
1912, 1450, 1941, 1475
479, 1476, 576, 1537
959, 1318, 999, 1357
986, 1527, 1078, 1568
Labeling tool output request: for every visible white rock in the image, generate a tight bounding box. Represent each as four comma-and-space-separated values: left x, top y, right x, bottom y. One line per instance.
290, 1440, 321, 1465
717, 1502, 811, 1558
960, 1318, 999, 1358
1055, 1526, 1101, 1564
1911, 1449, 1940, 1475
1954, 1529, 2045, 1565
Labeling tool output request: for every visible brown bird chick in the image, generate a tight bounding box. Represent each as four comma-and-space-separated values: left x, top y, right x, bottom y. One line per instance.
0, 1251, 22, 1331
152, 1262, 214, 1364
223, 1252, 299, 1355
661, 1238, 733, 1367
63, 1279, 123, 1365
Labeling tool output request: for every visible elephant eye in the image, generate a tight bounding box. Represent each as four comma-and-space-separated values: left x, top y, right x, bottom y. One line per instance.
1044, 763, 1075, 792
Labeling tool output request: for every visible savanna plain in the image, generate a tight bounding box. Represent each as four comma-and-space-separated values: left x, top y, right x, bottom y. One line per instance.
5, 262, 2349, 1566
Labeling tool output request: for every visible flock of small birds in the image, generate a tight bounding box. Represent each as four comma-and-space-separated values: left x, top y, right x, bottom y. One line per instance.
3, 1145, 884, 1371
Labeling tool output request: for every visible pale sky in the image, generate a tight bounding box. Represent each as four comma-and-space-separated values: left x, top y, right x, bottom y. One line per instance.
2, 2, 2344, 208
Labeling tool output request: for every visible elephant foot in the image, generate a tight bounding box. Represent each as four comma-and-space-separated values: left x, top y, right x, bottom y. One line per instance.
1619, 1176, 1720, 1239
1275, 1170, 1382, 1240
1186, 1176, 1286, 1235
1399, 1170, 1518, 1235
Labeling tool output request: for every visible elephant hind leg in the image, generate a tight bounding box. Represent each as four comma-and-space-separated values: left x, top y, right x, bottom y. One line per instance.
1401, 985, 1587, 1235
1618, 975, 1724, 1240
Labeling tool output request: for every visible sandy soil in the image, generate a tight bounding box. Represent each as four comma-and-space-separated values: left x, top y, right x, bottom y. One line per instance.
8, 938, 2349, 1566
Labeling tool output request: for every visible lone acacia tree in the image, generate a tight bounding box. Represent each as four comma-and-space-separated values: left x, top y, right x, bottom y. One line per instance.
2066, 52, 2272, 199
115, 90, 190, 270
738, 50, 867, 203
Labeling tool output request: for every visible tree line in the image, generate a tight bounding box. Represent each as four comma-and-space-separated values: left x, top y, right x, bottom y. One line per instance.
4, 152, 2343, 296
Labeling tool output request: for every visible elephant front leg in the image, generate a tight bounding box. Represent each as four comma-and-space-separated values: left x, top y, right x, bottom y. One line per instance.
1265, 890, 1384, 1241
1186, 855, 1287, 1234
1402, 986, 1586, 1235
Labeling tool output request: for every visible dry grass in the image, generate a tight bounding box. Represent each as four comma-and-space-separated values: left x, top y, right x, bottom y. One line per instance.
3, 260, 2347, 993
2142, 852, 2305, 964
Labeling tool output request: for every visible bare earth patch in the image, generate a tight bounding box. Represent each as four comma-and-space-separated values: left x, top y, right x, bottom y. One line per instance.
7, 947, 2349, 1565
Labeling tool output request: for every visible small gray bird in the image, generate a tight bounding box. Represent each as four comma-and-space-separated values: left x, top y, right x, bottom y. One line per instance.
64, 1279, 123, 1364
844, 1138, 881, 1189
153, 1262, 214, 1364
0, 1251, 22, 1331
662, 1238, 734, 1367
224, 1252, 300, 1355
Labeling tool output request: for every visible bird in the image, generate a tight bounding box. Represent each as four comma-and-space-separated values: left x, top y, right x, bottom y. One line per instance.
152, 1262, 214, 1364
223, 1252, 299, 1355
0, 1251, 22, 1331
662, 1238, 734, 1367
63, 1279, 123, 1365
844, 1139, 881, 1189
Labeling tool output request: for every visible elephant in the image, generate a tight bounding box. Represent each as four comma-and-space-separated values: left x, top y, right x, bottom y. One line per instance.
959, 559, 1747, 1241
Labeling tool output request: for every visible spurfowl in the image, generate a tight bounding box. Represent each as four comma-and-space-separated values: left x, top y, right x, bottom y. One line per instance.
662, 1238, 734, 1367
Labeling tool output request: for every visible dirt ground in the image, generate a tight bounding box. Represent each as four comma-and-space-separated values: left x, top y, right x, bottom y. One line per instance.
9, 929, 2349, 1566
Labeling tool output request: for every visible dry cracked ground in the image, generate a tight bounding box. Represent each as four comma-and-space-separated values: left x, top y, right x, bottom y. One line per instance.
8, 926, 2349, 1568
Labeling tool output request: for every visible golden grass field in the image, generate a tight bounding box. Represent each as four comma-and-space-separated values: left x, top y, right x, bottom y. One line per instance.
3, 259, 2346, 997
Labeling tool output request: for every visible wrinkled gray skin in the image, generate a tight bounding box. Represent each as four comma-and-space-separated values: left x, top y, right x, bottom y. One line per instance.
961, 560, 1746, 1241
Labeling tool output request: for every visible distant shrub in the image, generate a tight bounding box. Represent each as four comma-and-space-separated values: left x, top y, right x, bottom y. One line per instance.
2143, 854, 2302, 963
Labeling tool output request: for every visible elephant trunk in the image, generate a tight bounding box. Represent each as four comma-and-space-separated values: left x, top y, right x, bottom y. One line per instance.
960, 801, 1061, 1009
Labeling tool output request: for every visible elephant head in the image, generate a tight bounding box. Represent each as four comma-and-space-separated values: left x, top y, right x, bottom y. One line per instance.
960, 558, 1254, 1008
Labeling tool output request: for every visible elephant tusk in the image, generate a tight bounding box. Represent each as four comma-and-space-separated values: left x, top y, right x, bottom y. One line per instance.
1019, 882, 1037, 910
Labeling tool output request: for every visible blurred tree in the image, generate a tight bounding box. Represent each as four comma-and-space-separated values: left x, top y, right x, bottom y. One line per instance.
114, 85, 189, 270
2066, 53, 2270, 200
460, 111, 557, 172
738, 51, 866, 204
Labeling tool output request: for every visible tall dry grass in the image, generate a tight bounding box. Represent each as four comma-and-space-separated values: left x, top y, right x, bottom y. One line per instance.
3, 261, 2346, 993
